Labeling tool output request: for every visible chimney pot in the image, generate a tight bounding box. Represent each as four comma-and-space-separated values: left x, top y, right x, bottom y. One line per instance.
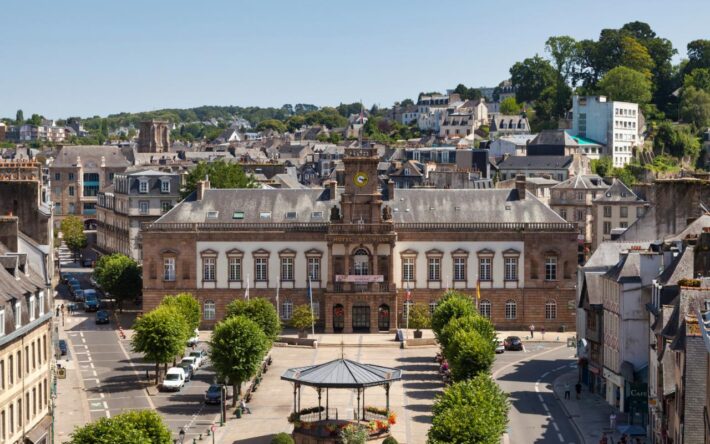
328, 181, 337, 201
515, 174, 526, 200
387, 180, 395, 201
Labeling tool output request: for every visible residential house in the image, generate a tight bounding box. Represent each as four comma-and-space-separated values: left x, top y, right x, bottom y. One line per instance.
527, 130, 581, 157
592, 179, 648, 249
496, 176, 558, 204
570, 96, 643, 167
487, 135, 536, 160
497, 155, 574, 182
489, 115, 531, 137
49, 146, 132, 228
96, 169, 182, 261
387, 160, 425, 189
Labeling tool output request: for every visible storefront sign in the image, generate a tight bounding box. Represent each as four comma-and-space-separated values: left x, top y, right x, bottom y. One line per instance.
335, 275, 384, 283
603, 368, 623, 386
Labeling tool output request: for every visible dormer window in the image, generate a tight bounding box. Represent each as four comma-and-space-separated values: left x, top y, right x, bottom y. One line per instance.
311, 212, 323, 220
160, 180, 170, 193
233, 211, 244, 220
14, 301, 21, 329
260, 212, 271, 220
285, 212, 297, 220
206, 211, 219, 220
139, 180, 148, 194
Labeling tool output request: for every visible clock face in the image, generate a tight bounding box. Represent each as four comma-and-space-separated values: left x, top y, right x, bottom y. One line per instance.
353, 171, 369, 187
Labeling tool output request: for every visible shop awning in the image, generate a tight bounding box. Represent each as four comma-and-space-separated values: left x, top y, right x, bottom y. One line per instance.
25, 415, 52, 443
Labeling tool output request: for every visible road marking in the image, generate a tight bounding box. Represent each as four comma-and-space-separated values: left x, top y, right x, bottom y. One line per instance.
105, 411, 111, 418
557, 432, 564, 442
541, 372, 549, 378
115, 331, 156, 411
492, 344, 566, 379
537, 394, 544, 403
535, 383, 539, 392
552, 422, 560, 432
80, 332, 84, 338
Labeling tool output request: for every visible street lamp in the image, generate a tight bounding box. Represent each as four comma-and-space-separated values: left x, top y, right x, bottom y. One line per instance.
178, 428, 185, 444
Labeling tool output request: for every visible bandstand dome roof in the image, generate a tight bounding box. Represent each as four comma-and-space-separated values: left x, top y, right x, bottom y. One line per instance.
281, 358, 402, 389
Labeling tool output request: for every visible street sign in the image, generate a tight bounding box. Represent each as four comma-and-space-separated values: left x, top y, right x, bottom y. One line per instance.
211, 424, 217, 432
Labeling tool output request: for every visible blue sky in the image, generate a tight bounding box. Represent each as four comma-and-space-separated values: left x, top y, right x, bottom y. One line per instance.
1, 0, 708, 119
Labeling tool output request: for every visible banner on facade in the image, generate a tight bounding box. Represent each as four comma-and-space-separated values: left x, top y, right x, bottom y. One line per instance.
335, 275, 384, 283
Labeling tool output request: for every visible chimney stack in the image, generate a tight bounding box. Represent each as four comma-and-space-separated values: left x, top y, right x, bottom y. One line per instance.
515, 174, 526, 200
328, 180, 337, 201
196, 175, 210, 201
387, 180, 395, 201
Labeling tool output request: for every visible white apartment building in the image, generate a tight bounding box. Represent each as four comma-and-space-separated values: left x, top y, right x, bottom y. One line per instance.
417, 93, 461, 132
570, 96, 642, 168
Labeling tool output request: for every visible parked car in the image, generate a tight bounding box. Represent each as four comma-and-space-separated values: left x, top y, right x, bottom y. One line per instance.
58, 339, 68, 356
70, 282, 83, 298
187, 329, 200, 346
503, 336, 523, 351
73, 289, 84, 302
84, 290, 99, 312
61, 272, 74, 284
161, 367, 186, 391
189, 350, 206, 367
178, 362, 194, 382
495, 340, 505, 354
180, 357, 199, 373
95, 310, 110, 324
204, 384, 222, 405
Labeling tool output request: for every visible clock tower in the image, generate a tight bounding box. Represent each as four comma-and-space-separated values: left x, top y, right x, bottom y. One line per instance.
340, 146, 382, 224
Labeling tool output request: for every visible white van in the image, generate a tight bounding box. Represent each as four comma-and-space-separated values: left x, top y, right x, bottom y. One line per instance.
162, 367, 186, 391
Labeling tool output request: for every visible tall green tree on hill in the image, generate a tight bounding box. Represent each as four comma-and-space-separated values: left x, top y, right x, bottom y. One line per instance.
15, 109, 23, 125
182, 160, 257, 198
597, 66, 653, 104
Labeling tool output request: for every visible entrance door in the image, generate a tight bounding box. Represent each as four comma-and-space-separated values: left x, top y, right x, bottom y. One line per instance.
352, 306, 371, 332
333, 304, 344, 333
378, 304, 390, 331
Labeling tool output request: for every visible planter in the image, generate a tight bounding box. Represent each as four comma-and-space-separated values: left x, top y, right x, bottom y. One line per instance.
298, 331, 309, 339
413, 330, 423, 339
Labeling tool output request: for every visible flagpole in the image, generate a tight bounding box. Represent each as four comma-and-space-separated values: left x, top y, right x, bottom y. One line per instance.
405, 281, 410, 331
308, 277, 315, 336
276, 278, 280, 319
245, 274, 250, 300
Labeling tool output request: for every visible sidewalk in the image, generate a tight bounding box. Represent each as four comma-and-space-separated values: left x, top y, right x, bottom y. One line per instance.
552, 371, 630, 444
54, 320, 92, 443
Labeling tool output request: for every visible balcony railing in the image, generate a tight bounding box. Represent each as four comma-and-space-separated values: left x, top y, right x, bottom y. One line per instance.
142, 222, 329, 232
394, 222, 577, 232
331, 282, 392, 293
328, 223, 393, 234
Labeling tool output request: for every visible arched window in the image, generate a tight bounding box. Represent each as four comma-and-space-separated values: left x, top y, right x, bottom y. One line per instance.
203, 300, 215, 320
545, 300, 557, 320
353, 248, 369, 275
479, 300, 491, 319
505, 300, 517, 320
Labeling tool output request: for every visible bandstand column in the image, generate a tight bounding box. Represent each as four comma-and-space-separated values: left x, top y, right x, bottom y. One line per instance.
318, 388, 322, 420
385, 383, 390, 413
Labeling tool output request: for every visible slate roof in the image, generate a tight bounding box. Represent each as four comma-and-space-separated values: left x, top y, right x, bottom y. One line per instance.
656, 247, 693, 286
552, 174, 607, 190
155, 187, 567, 225
594, 179, 645, 203
665, 214, 710, 242
529, 130, 578, 147
52, 145, 131, 168
281, 358, 402, 388
497, 155, 573, 170
584, 242, 651, 268
603, 252, 642, 284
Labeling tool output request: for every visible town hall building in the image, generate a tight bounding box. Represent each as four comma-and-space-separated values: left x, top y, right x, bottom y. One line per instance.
142, 147, 578, 332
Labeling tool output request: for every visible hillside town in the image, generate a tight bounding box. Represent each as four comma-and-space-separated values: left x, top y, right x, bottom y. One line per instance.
2, 8, 710, 444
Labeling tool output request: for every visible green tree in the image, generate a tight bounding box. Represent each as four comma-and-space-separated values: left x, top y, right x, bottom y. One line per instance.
69, 410, 172, 444
290, 304, 315, 334
653, 122, 701, 161
590, 156, 613, 177
545, 35, 578, 84
271, 432, 296, 444
430, 291, 475, 340
15, 109, 23, 125
93, 254, 142, 311
509, 55, 558, 103
28, 113, 43, 126
685, 39, 710, 74
60, 215, 87, 260
619, 35, 655, 79
340, 424, 368, 444
680, 86, 710, 129
209, 316, 268, 406
439, 314, 496, 355
446, 329, 496, 381
684, 68, 710, 93
132, 306, 189, 384
452, 84, 482, 101
182, 160, 257, 198
256, 119, 287, 133
597, 66, 653, 104
499, 97, 521, 115
428, 375, 509, 444
100, 118, 109, 138
407, 303, 431, 334
225, 298, 281, 342
160, 293, 201, 334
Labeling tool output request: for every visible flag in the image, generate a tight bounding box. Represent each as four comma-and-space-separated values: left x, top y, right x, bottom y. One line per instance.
245, 274, 250, 300
476, 279, 481, 304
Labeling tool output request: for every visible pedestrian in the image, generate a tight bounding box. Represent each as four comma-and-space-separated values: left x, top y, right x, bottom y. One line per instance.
541, 326, 545, 339
609, 412, 617, 430
146, 369, 150, 381
564, 382, 571, 400
575, 381, 582, 400
240, 398, 251, 414
56, 306, 60, 317
529, 324, 535, 338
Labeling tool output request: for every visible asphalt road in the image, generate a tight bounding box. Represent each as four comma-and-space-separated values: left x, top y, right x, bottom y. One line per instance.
493, 343, 580, 444
57, 247, 221, 442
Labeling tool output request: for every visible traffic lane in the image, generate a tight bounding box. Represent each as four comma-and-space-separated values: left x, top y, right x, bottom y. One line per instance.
151, 357, 221, 438
495, 346, 579, 444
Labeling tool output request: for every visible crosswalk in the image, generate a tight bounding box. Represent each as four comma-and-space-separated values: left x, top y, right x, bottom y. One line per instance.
57, 241, 77, 267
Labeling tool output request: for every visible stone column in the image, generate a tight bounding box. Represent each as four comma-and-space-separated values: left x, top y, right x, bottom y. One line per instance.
327, 242, 334, 291
344, 298, 353, 333
388, 243, 395, 291
325, 300, 333, 333
370, 297, 379, 333
372, 243, 379, 277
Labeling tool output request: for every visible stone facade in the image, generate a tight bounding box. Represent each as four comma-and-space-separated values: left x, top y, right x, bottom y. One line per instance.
138, 120, 170, 153
142, 148, 578, 332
